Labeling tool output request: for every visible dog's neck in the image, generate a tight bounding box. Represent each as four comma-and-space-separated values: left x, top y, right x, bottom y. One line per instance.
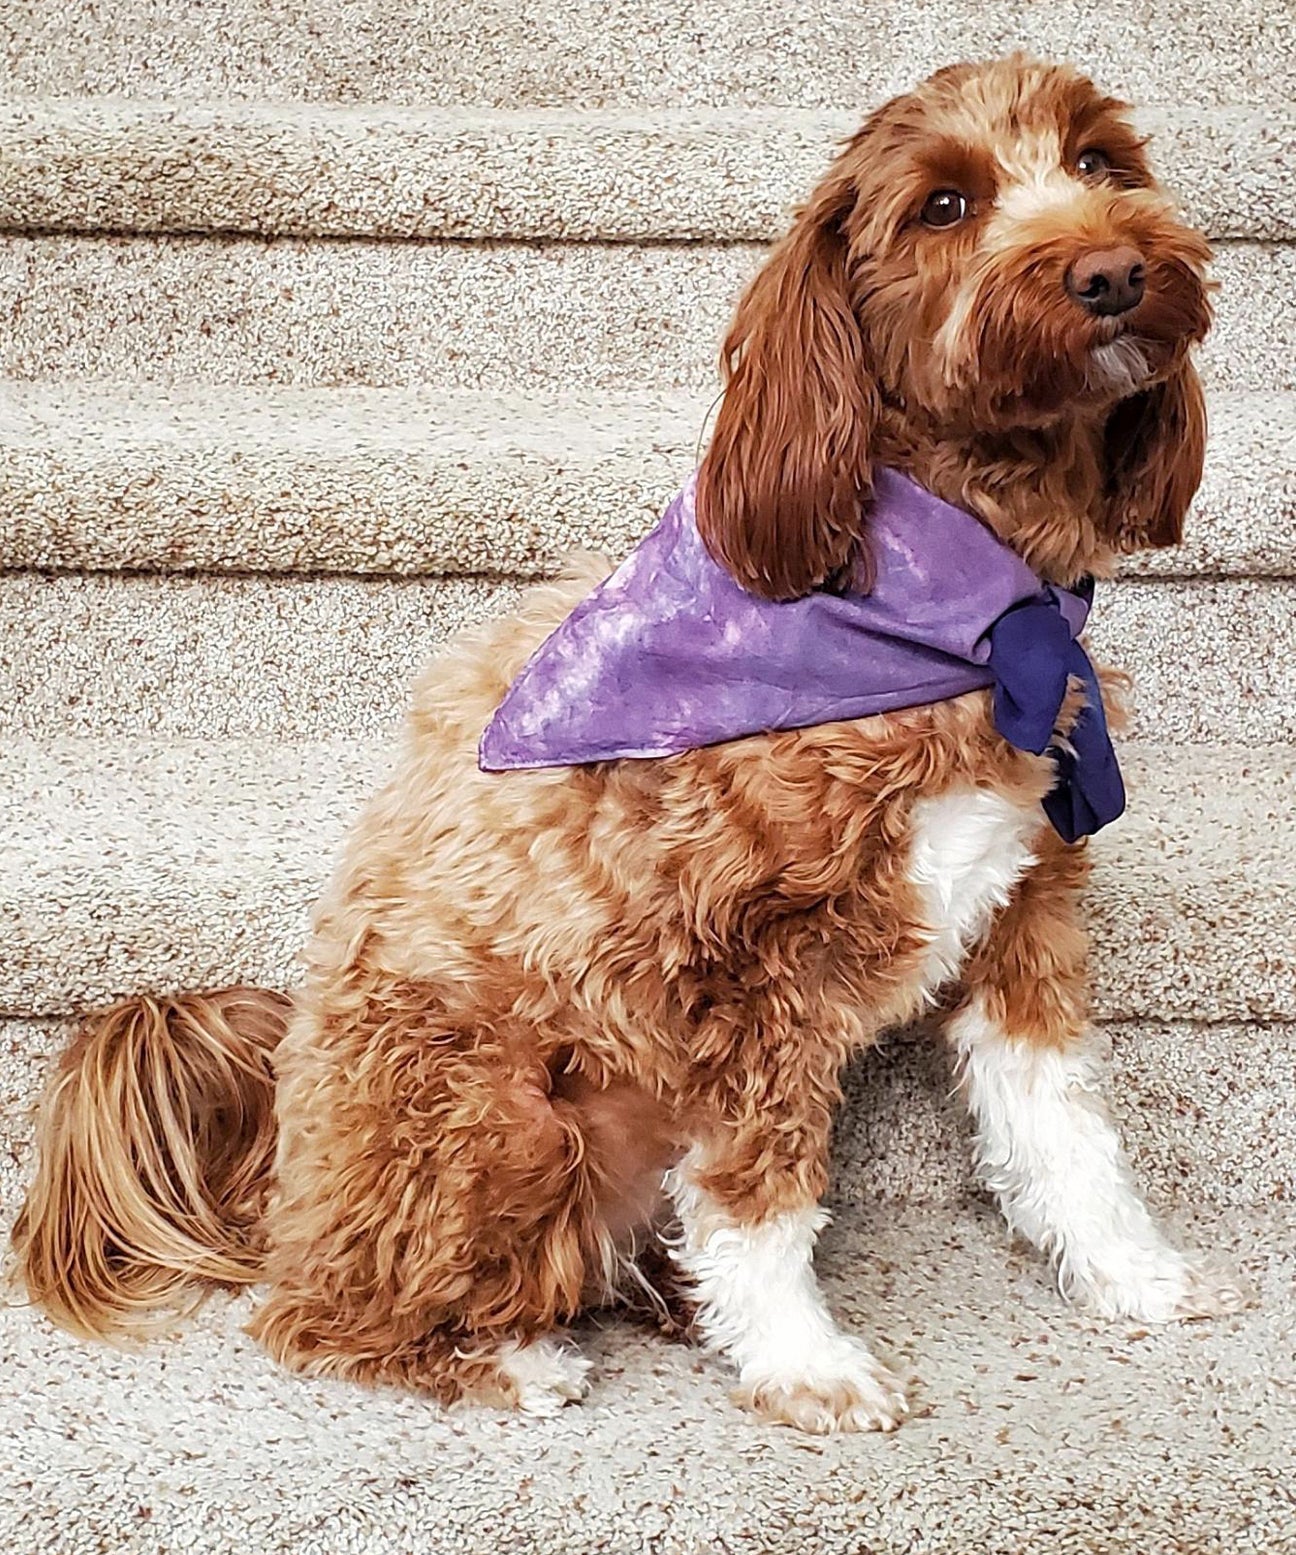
876, 410, 1116, 588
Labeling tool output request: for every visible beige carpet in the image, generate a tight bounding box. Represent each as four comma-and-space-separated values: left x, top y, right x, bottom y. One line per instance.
1, 0, 1289, 108
2, 1195, 1293, 1555
0, 101, 1292, 242
1, 3, 1293, 1548
1, 738, 1293, 1023
3, 574, 1294, 747
0, 381, 1291, 577
1, 237, 1290, 394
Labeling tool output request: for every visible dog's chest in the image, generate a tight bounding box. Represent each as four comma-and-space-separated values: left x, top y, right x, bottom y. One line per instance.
904, 787, 1041, 1002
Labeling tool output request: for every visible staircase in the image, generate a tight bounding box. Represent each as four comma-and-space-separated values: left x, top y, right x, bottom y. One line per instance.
2, 5, 1294, 1551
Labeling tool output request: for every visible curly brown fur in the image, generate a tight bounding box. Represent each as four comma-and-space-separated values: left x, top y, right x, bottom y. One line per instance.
16, 56, 1240, 1429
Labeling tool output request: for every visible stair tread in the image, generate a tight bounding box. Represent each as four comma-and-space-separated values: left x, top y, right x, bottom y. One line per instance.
1, 98, 1292, 241
2, 380, 1292, 578
1, 734, 1292, 1022
0, 1197, 1291, 1553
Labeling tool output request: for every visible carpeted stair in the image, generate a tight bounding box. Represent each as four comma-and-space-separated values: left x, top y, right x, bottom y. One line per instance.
1, 5, 1294, 1551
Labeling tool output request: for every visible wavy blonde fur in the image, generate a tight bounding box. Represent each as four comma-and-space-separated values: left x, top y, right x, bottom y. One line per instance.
12, 987, 290, 1339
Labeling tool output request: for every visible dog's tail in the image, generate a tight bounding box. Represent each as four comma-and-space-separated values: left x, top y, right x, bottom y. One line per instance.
11, 987, 291, 1340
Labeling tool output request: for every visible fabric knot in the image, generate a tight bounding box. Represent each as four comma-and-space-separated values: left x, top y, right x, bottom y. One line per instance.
987, 581, 1125, 843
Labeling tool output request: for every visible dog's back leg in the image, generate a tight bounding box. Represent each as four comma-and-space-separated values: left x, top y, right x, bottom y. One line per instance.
247, 972, 669, 1411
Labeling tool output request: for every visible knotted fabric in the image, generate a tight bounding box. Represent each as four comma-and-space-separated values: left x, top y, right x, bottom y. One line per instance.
480, 469, 1124, 842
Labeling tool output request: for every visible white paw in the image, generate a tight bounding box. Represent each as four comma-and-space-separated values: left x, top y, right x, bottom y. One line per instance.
739, 1335, 909, 1435
1064, 1245, 1252, 1324
495, 1337, 592, 1417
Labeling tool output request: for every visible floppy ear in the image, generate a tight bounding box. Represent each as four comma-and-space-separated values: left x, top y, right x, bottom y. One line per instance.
696, 175, 878, 600
1102, 357, 1206, 551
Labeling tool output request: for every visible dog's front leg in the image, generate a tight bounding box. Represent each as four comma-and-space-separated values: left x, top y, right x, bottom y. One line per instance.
666, 1034, 907, 1434
952, 834, 1249, 1322
667, 1152, 908, 1433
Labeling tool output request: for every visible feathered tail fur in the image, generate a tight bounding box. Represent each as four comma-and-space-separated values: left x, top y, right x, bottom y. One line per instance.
11, 987, 291, 1339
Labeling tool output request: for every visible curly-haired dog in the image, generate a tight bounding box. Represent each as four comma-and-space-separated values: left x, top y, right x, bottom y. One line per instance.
15, 56, 1247, 1434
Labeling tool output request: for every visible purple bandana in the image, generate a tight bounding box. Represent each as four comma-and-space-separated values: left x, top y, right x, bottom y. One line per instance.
480, 469, 1124, 841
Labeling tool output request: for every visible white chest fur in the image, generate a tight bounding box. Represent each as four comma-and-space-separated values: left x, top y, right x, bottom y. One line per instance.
906, 787, 1040, 1004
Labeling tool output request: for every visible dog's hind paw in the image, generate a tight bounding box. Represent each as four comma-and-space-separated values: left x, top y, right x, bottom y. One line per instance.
495, 1337, 592, 1417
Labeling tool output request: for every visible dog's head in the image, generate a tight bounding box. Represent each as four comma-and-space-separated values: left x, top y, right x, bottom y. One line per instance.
698, 56, 1211, 598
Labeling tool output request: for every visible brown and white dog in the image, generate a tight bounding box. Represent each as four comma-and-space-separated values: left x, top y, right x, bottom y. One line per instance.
15, 56, 1246, 1434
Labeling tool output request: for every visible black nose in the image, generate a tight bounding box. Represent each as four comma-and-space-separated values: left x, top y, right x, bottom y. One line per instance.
1065, 246, 1147, 317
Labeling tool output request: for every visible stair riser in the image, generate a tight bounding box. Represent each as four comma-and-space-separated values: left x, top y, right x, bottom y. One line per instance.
3, 1, 1288, 108
2, 103, 1290, 243
2, 385, 1291, 580
834, 1024, 1296, 1209
4, 1017, 1291, 1212
2, 573, 1291, 745
0, 387, 694, 580
9, 864, 1287, 1024
0, 239, 1288, 394
3, 738, 1290, 1024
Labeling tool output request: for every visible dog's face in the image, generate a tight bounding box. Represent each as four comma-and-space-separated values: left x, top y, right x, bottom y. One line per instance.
851, 59, 1211, 424
698, 57, 1211, 600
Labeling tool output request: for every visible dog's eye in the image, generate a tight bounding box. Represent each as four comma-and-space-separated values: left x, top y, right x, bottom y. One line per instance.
1076, 148, 1112, 180
921, 190, 969, 228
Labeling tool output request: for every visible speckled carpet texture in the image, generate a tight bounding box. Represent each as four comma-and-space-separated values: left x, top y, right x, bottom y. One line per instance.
1, 2, 1294, 1551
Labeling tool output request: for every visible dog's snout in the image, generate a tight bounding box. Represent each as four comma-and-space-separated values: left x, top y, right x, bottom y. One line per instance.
1064, 246, 1146, 317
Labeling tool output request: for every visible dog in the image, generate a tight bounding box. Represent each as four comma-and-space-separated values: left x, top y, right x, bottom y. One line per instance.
15, 55, 1247, 1435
